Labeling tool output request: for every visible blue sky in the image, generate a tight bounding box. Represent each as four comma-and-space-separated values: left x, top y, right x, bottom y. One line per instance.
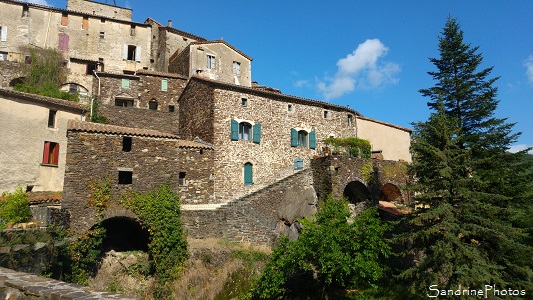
30, 0, 533, 153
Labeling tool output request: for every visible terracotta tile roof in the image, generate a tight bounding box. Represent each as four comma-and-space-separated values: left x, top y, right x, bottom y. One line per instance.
378, 201, 410, 215
28, 192, 62, 205
357, 116, 412, 133
0, 88, 87, 112
192, 40, 253, 61
185, 76, 362, 116
67, 120, 213, 149
135, 70, 188, 80
164, 27, 207, 42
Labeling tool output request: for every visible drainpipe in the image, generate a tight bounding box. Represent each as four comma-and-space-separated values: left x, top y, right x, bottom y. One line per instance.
92, 70, 101, 120
355, 115, 358, 138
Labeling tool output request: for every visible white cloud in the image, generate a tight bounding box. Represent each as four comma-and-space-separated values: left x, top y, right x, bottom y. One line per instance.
526, 55, 533, 84
509, 144, 533, 154
317, 39, 400, 100
24, 0, 50, 5
294, 79, 310, 88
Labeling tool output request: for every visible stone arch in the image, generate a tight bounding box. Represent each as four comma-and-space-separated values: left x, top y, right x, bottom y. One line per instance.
9, 77, 25, 87
96, 216, 149, 251
343, 180, 371, 204
379, 182, 403, 204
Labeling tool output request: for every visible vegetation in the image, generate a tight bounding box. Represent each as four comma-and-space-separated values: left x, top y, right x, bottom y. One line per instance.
323, 137, 372, 158
14, 47, 78, 102
90, 98, 108, 123
120, 185, 189, 299
0, 186, 32, 229
398, 17, 533, 293
254, 196, 391, 299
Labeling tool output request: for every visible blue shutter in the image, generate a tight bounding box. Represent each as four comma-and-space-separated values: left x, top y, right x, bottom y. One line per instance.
253, 123, 261, 144
291, 128, 297, 147
230, 120, 239, 141
309, 131, 316, 149
244, 163, 253, 185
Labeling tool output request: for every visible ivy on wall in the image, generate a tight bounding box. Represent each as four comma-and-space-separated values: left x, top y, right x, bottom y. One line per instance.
323, 137, 372, 158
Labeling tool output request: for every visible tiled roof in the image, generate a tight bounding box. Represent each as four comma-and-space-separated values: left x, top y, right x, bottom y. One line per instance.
165, 27, 207, 42
357, 116, 412, 133
0, 88, 87, 112
67, 120, 213, 149
135, 70, 188, 80
186, 76, 362, 116
28, 192, 62, 205
192, 40, 253, 61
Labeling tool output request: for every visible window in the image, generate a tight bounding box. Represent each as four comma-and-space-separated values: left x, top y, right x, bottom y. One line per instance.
207, 54, 215, 69
86, 62, 98, 75
48, 110, 56, 128
122, 137, 132, 152
101, 18, 105, 23
22, 5, 29, 17
348, 115, 353, 126
42, 141, 59, 165
0, 52, 7, 61
130, 25, 136, 36
0, 26, 6, 42
168, 105, 175, 112
294, 158, 304, 170
241, 98, 247, 106
123, 45, 141, 62
149, 100, 158, 110
82, 17, 89, 30
121, 78, 130, 89
244, 163, 253, 185
99, 31, 105, 39
69, 84, 78, 94
288, 104, 293, 112
61, 13, 68, 26
115, 98, 134, 107
161, 79, 168, 92
178, 172, 186, 186
230, 120, 261, 143
323, 110, 330, 119
58, 33, 69, 51
233, 61, 240, 76
291, 128, 316, 149
118, 171, 132, 184
25, 55, 32, 64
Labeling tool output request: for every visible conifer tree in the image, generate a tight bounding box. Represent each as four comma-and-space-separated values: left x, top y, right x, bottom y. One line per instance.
399, 17, 532, 293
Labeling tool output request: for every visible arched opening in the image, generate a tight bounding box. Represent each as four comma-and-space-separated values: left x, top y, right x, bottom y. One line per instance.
244, 162, 253, 185
379, 183, 403, 204
98, 217, 149, 251
9, 77, 25, 87
239, 122, 252, 141
297, 130, 308, 148
148, 99, 158, 110
343, 181, 371, 204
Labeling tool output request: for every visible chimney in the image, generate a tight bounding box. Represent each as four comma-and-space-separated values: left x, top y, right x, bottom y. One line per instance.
168, 20, 172, 28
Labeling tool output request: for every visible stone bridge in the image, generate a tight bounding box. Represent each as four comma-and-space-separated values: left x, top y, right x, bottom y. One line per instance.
311, 156, 411, 213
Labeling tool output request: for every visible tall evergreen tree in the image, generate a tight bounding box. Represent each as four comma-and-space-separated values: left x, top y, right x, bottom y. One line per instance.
399, 17, 532, 293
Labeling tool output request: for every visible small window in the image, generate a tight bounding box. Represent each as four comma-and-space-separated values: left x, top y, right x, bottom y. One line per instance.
161, 79, 168, 91
323, 110, 330, 119
86, 62, 98, 75
288, 104, 293, 112
178, 172, 186, 186
233, 61, 240, 76
294, 158, 304, 170
101, 18, 105, 23
207, 54, 215, 69
124, 45, 140, 61
0, 52, 7, 61
130, 25, 136, 36
48, 110, 57, 128
99, 31, 105, 39
348, 115, 353, 126
122, 137, 132, 152
241, 98, 247, 106
42, 141, 59, 166
22, 5, 29, 17
298, 130, 308, 148
168, 105, 175, 112
121, 78, 130, 89
118, 171, 132, 184
149, 100, 158, 110
244, 163, 253, 186
61, 13, 68, 26
82, 17, 89, 30
239, 122, 252, 141
0, 26, 6, 42
115, 98, 134, 107
25, 55, 32, 64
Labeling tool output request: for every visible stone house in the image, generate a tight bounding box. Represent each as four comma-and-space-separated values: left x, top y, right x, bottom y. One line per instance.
0, 88, 86, 193
169, 40, 253, 87
63, 120, 214, 231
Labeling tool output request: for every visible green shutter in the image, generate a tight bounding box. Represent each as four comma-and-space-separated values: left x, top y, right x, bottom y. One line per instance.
230, 120, 239, 141
309, 131, 316, 149
161, 79, 168, 91
291, 128, 298, 147
244, 163, 253, 185
121, 78, 130, 89
253, 123, 261, 144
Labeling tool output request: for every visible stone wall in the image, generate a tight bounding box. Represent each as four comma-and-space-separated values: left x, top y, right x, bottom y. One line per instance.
63, 130, 214, 233
67, 0, 132, 22
168, 45, 191, 77
178, 78, 215, 142
0, 61, 25, 89
100, 105, 179, 134
182, 169, 315, 245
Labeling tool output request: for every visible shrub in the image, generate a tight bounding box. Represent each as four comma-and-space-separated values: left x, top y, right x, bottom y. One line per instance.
0, 186, 32, 229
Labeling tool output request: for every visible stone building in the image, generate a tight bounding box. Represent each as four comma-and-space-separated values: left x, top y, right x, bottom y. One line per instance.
63, 120, 214, 231
0, 88, 86, 193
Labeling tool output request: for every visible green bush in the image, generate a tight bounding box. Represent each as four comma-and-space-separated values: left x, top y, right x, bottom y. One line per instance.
324, 137, 372, 158
0, 186, 32, 229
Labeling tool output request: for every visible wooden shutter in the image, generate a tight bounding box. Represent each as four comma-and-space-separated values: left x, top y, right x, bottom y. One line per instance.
121, 78, 129, 89
42, 141, 50, 164
309, 131, 316, 149
0, 26, 7, 42
244, 163, 253, 185
61, 14, 68, 26
161, 79, 168, 91
253, 123, 261, 144
230, 120, 239, 141
135, 46, 141, 62
290, 128, 298, 147
82, 17, 88, 30
52, 143, 59, 165
58, 33, 69, 51
123, 44, 128, 60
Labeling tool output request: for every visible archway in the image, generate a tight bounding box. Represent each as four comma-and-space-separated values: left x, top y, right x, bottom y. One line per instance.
97, 217, 149, 251
379, 183, 403, 204
343, 180, 371, 204
9, 77, 25, 87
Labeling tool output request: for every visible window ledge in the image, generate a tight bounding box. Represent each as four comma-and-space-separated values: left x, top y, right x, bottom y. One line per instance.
40, 163, 58, 168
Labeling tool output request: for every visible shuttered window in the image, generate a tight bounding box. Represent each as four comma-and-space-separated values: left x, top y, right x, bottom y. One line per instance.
244, 163, 253, 185
58, 33, 69, 51
290, 128, 298, 147
121, 78, 130, 89
309, 131, 316, 149
42, 141, 59, 165
230, 120, 239, 141
253, 123, 261, 144
161, 79, 168, 91
82, 17, 89, 30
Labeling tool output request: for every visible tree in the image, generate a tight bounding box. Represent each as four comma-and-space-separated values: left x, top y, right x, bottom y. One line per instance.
255, 196, 391, 299
399, 18, 533, 293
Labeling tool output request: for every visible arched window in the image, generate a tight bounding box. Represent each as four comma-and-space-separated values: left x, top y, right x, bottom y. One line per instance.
239, 122, 252, 141
149, 99, 158, 110
291, 128, 316, 149
244, 162, 253, 185
297, 130, 308, 148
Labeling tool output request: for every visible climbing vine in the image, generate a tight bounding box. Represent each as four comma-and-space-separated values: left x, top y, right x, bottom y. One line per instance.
120, 184, 189, 299
323, 137, 372, 158
86, 177, 112, 218
361, 162, 375, 184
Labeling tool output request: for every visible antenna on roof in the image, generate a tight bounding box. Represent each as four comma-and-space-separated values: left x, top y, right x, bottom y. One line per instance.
104, 0, 118, 6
